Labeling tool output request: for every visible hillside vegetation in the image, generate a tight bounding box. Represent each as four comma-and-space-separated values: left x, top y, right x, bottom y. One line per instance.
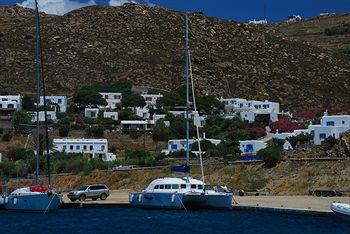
0, 5, 350, 111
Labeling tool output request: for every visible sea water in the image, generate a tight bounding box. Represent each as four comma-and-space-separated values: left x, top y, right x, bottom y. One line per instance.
0, 207, 349, 234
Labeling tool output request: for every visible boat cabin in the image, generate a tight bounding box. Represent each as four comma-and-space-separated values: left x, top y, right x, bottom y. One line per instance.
145, 177, 204, 192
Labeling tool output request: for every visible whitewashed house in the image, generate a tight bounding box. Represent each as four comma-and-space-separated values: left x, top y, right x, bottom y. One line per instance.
239, 140, 267, 156
0, 95, 22, 110
39, 96, 67, 112
136, 107, 150, 119
274, 129, 310, 140
308, 114, 350, 145
249, 19, 268, 25
164, 137, 221, 155
141, 93, 163, 107
120, 120, 154, 131
103, 111, 118, 120
220, 97, 280, 122
85, 108, 99, 118
30, 111, 57, 123
100, 92, 122, 109
52, 139, 116, 161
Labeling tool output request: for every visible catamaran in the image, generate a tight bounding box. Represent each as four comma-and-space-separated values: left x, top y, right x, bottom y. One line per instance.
3, 0, 63, 211
130, 14, 233, 210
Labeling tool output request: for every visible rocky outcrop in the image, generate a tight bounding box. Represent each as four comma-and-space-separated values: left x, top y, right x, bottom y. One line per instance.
327, 131, 350, 158
1, 4, 350, 111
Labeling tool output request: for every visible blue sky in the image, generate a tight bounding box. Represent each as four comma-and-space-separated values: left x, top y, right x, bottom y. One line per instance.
1, 0, 349, 22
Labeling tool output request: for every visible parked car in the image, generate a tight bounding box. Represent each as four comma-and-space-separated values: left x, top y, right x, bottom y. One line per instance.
67, 184, 109, 202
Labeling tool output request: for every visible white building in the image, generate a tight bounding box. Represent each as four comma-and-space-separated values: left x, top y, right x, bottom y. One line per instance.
121, 120, 154, 131
219, 97, 280, 122
308, 115, 350, 145
100, 92, 122, 109
30, 111, 57, 123
239, 140, 267, 156
165, 138, 221, 155
141, 93, 163, 107
52, 138, 116, 161
136, 107, 150, 119
85, 108, 99, 118
0, 95, 22, 110
274, 129, 309, 140
168, 110, 206, 127
103, 111, 118, 120
249, 19, 268, 25
0, 152, 2, 163
39, 96, 67, 112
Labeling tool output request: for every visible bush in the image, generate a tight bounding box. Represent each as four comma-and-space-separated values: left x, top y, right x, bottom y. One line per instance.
287, 133, 313, 148
321, 136, 338, 151
325, 23, 350, 36
257, 145, 282, 168
12, 110, 32, 133
59, 124, 70, 137
86, 126, 104, 138
8, 147, 34, 161
191, 139, 216, 152
2, 132, 12, 142
152, 121, 172, 142
269, 119, 299, 133
22, 95, 35, 111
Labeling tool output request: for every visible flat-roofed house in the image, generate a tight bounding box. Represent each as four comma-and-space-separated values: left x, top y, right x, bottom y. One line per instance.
100, 92, 122, 109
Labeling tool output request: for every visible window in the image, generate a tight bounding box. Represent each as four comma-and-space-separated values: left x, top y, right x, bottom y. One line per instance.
57, 99, 62, 103
172, 184, 179, 189
239, 103, 243, 108
101, 145, 105, 151
180, 184, 186, 189
83, 145, 87, 150
165, 185, 171, 189
319, 133, 326, 140
90, 145, 93, 150
0, 104, 2, 108
8, 104, 14, 108
310, 130, 315, 136
154, 185, 159, 189
198, 185, 203, 189
326, 121, 334, 126
104, 95, 109, 99
76, 145, 80, 150
171, 144, 177, 150
342, 121, 345, 125
159, 185, 164, 189
191, 184, 196, 189
70, 145, 73, 150
63, 145, 66, 150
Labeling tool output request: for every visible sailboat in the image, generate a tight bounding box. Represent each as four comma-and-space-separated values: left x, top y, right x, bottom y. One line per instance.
3, 0, 63, 211
129, 14, 233, 210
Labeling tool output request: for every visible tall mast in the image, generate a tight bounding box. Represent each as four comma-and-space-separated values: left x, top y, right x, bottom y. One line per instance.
34, 0, 41, 184
185, 14, 190, 181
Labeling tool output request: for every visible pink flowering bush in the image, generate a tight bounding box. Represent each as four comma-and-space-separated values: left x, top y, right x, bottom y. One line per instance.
269, 119, 300, 133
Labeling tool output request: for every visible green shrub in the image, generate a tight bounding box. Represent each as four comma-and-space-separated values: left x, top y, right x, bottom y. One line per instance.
286, 133, 313, 148
325, 23, 350, 36
8, 147, 34, 161
321, 136, 338, 151
257, 145, 282, 168
59, 124, 70, 137
86, 126, 104, 138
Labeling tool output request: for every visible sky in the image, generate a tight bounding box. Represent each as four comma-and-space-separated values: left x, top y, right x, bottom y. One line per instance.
1, 0, 349, 23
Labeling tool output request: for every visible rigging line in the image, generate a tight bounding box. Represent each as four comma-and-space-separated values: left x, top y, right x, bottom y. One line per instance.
188, 49, 205, 183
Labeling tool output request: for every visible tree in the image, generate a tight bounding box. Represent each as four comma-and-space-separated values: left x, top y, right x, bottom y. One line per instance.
22, 95, 35, 111
152, 121, 172, 142
196, 95, 224, 114
8, 147, 34, 161
216, 140, 241, 156
286, 133, 313, 148
73, 88, 107, 108
59, 124, 70, 137
12, 110, 32, 133
191, 139, 216, 152
257, 145, 282, 168
121, 92, 146, 108
86, 126, 104, 138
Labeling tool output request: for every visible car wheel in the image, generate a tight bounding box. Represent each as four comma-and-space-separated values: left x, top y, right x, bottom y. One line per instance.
92, 198, 98, 201
100, 193, 107, 200
79, 194, 86, 202
70, 198, 77, 202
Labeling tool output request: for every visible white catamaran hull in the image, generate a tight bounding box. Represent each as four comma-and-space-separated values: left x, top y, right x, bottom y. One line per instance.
130, 191, 233, 210
130, 192, 184, 209
4, 193, 62, 211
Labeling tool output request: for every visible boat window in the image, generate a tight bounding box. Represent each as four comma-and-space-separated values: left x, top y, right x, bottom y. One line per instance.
191, 184, 196, 189
172, 184, 179, 189
159, 185, 164, 189
198, 185, 203, 189
180, 184, 186, 189
154, 185, 159, 189
165, 184, 171, 189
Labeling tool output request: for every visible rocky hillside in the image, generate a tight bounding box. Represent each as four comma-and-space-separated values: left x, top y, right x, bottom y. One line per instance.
274, 13, 350, 52
1, 4, 350, 110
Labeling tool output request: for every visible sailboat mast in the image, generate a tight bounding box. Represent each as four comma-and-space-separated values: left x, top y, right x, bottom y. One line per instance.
34, 0, 41, 185
185, 14, 190, 181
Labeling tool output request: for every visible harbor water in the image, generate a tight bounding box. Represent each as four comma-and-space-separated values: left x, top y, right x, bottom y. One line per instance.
0, 207, 349, 234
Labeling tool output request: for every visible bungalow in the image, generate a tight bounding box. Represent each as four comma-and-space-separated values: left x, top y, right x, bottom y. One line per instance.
164, 137, 221, 155
85, 108, 99, 119
52, 138, 116, 161
103, 111, 118, 120
100, 92, 122, 109
141, 93, 163, 107
308, 114, 350, 145
239, 140, 267, 156
120, 120, 154, 131
0, 95, 22, 120
39, 96, 67, 112
30, 111, 57, 123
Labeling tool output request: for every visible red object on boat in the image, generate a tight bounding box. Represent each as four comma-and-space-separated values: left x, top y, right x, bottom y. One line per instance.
30, 185, 49, 192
